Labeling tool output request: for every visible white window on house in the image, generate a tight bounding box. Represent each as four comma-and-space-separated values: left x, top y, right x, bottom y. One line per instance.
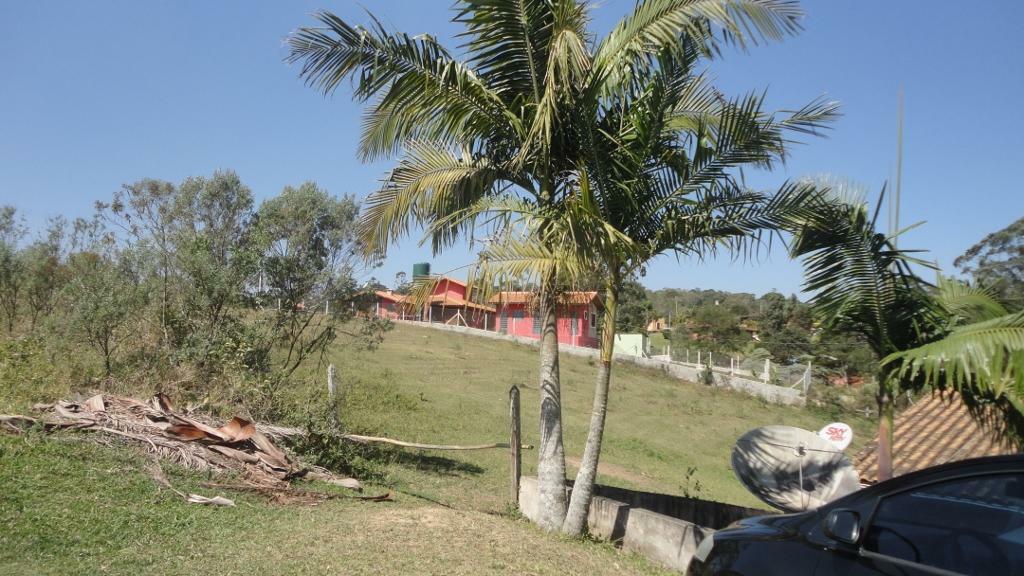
570, 310, 578, 335
532, 312, 541, 334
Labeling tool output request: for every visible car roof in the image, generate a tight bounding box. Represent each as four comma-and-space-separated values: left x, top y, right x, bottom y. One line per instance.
834, 453, 1024, 507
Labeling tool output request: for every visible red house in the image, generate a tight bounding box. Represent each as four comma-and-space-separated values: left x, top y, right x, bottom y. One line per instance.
373, 277, 494, 329
489, 291, 603, 348
373, 290, 413, 320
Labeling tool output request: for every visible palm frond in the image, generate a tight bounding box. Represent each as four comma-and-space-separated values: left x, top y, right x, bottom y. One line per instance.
934, 274, 1009, 325
885, 311, 1024, 443
592, 0, 803, 96
356, 142, 506, 258
456, 0, 564, 100
287, 10, 513, 161
789, 192, 937, 356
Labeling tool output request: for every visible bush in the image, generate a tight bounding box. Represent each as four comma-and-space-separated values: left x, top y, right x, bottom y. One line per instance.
0, 336, 70, 412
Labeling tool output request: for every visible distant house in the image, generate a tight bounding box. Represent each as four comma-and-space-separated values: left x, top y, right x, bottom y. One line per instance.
854, 391, 1019, 485
422, 277, 494, 329
645, 317, 669, 332
489, 291, 603, 348
373, 290, 413, 320
374, 277, 494, 329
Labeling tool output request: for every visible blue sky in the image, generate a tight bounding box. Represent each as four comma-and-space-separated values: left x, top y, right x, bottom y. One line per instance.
2, 1, 1022, 296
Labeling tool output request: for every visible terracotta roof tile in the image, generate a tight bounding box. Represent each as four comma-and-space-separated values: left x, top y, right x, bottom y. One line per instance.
854, 391, 1017, 484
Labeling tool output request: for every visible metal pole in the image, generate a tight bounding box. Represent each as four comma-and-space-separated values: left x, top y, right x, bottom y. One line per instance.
327, 364, 336, 397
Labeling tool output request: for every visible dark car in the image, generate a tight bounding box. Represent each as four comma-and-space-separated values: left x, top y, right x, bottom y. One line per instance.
688, 454, 1024, 576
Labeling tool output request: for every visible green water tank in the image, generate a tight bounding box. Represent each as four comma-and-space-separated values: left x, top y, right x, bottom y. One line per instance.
412, 262, 431, 278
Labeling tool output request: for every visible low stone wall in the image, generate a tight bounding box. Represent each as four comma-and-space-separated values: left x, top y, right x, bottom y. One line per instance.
518, 477, 766, 573
395, 319, 804, 406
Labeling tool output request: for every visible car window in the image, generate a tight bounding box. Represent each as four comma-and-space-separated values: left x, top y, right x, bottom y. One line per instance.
863, 473, 1024, 575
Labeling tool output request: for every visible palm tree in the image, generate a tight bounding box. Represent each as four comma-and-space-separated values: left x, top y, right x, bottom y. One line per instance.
789, 186, 939, 481
465, 47, 836, 533
885, 277, 1024, 443
558, 70, 835, 534
287, 0, 807, 531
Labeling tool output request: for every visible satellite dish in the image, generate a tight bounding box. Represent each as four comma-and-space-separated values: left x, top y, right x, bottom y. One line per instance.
818, 422, 853, 451
731, 425, 860, 513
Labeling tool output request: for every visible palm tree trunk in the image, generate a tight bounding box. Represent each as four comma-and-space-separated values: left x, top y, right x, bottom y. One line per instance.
536, 280, 568, 531
562, 277, 618, 536
876, 376, 895, 481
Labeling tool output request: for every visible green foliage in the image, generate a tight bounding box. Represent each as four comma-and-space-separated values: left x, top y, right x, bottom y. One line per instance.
293, 400, 393, 482
0, 240, 24, 332
699, 361, 715, 386
762, 325, 812, 363
955, 215, 1024, 310
0, 336, 69, 412
616, 278, 655, 333
62, 249, 144, 375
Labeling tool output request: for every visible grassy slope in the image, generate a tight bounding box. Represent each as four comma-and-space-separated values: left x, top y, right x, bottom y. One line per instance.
319, 322, 872, 511
1, 321, 872, 575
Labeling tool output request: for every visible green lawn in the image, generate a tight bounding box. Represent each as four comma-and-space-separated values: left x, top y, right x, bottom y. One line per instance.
0, 321, 873, 575
318, 322, 872, 510
0, 434, 668, 576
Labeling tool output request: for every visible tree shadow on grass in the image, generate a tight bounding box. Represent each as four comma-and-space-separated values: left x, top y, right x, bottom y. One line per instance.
392, 451, 485, 477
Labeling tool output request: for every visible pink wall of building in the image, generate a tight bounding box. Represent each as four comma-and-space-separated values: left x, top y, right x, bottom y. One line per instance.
433, 278, 467, 300
492, 301, 601, 348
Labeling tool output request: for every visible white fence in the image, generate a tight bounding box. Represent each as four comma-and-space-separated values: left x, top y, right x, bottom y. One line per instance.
394, 320, 805, 406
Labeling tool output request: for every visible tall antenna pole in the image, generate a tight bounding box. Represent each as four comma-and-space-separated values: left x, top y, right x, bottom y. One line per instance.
892, 86, 904, 245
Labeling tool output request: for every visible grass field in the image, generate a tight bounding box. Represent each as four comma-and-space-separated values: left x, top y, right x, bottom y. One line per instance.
318, 322, 872, 510
0, 321, 873, 574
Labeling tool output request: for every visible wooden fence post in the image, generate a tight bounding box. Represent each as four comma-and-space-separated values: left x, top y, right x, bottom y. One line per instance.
509, 385, 522, 506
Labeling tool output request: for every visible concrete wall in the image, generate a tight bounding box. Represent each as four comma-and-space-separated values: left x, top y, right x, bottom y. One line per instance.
396, 320, 805, 407
518, 477, 765, 573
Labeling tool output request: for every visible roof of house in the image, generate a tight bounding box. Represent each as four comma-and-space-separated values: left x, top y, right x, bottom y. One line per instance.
426, 293, 495, 312
378, 289, 495, 312
434, 276, 467, 288
488, 291, 604, 309
853, 391, 1018, 485
375, 290, 410, 304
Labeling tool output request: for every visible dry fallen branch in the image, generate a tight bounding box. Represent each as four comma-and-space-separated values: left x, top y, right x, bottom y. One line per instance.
1, 393, 368, 504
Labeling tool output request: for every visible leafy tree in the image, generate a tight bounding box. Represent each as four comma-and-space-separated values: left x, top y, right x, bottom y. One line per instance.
762, 324, 812, 362
171, 171, 259, 348
62, 226, 143, 375
814, 328, 876, 385
691, 305, 744, 353
99, 179, 178, 346
758, 291, 788, 333
0, 206, 27, 332
616, 278, 654, 333
955, 216, 1024, 310
0, 243, 23, 332
20, 218, 67, 331
252, 183, 382, 379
